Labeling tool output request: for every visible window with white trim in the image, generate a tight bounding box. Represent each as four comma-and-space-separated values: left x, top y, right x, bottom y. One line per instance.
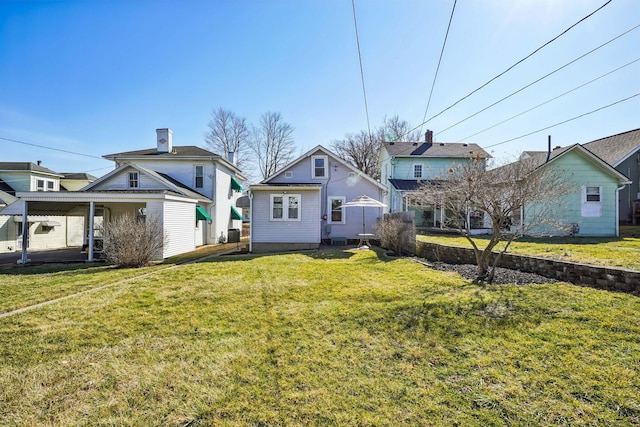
413, 164, 423, 179
128, 172, 139, 188
329, 196, 346, 224
585, 186, 600, 202
270, 194, 301, 221
194, 165, 204, 188
36, 178, 55, 191
312, 155, 327, 179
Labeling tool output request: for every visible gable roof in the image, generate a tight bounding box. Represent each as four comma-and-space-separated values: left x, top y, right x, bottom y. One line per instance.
383, 141, 490, 158
581, 128, 640, 167
504, 144, 630, 184
0, 162, 62, 177
0, 189, 17, 206
83, 163, 212, 203
261, 145, 386, 190
102, 145, 244, 176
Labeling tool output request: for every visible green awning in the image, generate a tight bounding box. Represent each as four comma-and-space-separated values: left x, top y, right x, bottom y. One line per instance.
230, 205, 243, 220
196, 205, 212, 221
230, 175, 243, 192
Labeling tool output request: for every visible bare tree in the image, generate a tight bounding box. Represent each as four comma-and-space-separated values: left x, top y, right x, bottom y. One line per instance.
331, 115, 423, 180
415, 155, 574, 284
204, 107, 250, 169
102, 213, 166, 268
250, 111, 296, 179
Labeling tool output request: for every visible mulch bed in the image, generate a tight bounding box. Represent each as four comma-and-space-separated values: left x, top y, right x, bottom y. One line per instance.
424, 261, 558, 285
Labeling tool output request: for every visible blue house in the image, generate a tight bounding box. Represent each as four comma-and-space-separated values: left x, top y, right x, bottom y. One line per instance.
379, 130, 490, 229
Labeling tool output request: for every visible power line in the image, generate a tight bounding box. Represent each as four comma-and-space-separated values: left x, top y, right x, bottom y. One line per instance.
351, 0, 373, 143
403, 0, 614, 138
419, 0, 457, 135
483, 93, 640, 149
457, 58, 640, 142
436, 25, 640, 137
0, 136, 103, 160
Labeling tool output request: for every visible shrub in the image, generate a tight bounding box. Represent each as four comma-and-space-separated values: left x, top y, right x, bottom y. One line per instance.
375, 216, 415, 255
102, 213, 166, 268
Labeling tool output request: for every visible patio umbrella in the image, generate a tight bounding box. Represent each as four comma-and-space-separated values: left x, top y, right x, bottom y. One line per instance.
340, 194, 387, 236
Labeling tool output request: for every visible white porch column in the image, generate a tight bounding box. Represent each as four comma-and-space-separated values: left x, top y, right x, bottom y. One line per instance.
20, 201, 29, 265
88, 201, 95, 262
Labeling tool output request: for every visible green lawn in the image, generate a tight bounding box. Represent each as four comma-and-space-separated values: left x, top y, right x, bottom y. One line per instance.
417, 228, 640, 271
1, 249, 639, 426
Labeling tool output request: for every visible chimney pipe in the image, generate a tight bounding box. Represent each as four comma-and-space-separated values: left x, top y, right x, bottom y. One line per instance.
545, 135, 551, 163
425, 130, 433, 147
37, 160, 42, 166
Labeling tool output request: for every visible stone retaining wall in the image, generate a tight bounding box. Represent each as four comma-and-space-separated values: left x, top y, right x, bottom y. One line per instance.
416, 241, 640, 295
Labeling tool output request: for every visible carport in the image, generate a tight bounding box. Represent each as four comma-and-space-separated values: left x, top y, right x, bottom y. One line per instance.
1, 190, 199, 265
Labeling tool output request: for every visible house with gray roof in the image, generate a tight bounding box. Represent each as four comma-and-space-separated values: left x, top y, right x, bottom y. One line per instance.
1, 128, 246, 263
379, 130, 490, 229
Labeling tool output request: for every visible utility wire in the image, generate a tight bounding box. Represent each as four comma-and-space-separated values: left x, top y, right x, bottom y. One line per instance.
419, 0, 457, 135
457, 57, 640, 142
403, 0, 614, 139
436, 25, 640, 137
351, 0, 373, 143
483, 93, 640, 149
0, 136, 103, 160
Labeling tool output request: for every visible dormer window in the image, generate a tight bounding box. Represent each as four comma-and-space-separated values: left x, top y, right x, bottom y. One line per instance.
312, 155, 327, 179
36, 178, 55, 191
128, 172, 139, 188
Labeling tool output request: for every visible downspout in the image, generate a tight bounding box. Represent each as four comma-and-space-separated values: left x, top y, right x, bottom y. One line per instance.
616, 184, 625, 237
88, 201, 95, 262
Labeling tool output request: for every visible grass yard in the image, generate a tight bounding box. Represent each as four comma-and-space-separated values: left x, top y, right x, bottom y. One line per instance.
1, 249, 639, 426
418, 227, 640, 271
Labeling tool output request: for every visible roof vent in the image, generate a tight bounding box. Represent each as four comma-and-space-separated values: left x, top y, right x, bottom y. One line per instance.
463, 143, 468, 147
412, 142, 418, 146
439, 143, 445, 146
554, 146, 561, 150
389, 142, 395, 145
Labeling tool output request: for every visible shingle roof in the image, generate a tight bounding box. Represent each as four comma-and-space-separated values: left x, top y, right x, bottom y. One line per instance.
388, 179, 444, 191
0, 162, 61, 175
0, 178, 15, 195
60, 172, 98, 180
383, 141, 489, 158
103, 145, 219, 158
582, 128, 640, 166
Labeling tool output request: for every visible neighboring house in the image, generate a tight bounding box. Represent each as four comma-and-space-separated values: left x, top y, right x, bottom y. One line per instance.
581, 128, 640, 224
379, 130, 490, 229
249, 145, 386, 253
0, 128, 246, 261
518, 144, 631, 236
0, 162, 94, 253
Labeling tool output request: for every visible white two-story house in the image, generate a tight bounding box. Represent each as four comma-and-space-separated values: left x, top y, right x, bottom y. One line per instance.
1, 129, 246, 261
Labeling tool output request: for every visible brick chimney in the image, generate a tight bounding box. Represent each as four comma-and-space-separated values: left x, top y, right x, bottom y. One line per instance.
156, 128, 173, 153
424, 130, 433, 148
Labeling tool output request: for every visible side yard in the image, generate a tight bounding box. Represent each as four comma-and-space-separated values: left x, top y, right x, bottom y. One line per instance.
1, 248, 639, 425
417, 228, 640, 271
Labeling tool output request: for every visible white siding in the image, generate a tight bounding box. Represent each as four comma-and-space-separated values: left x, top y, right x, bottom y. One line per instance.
252, 190, 321, 243
160, 199, 196, 258
0, 215, 14, 253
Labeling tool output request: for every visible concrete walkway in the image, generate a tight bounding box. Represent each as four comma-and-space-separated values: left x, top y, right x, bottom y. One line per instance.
0, 247, 88, 266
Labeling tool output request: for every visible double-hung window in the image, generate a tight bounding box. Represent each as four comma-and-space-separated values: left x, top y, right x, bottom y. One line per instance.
36, 179, 54, 191
413, 164, 423, 179
128, 172, 139, 188
312, 155, 327, 179
271, 194, 301, 221
329, 196, 346, 224
195, 165, 204, 188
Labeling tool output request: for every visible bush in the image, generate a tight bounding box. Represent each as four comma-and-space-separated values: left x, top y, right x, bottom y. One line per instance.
375, 217, 415, 255
102, 213, 166, 268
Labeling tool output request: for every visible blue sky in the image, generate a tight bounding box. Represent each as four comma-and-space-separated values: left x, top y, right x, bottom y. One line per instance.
1, 0, 638, 178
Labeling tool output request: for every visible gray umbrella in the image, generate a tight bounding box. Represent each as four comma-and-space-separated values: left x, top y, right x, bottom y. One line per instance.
340, 195, 387, 236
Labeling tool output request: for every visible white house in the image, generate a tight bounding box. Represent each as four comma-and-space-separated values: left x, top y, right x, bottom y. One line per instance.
1, 129, 246, 262
249, 145, 386, 253
0, 162, 94, 253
